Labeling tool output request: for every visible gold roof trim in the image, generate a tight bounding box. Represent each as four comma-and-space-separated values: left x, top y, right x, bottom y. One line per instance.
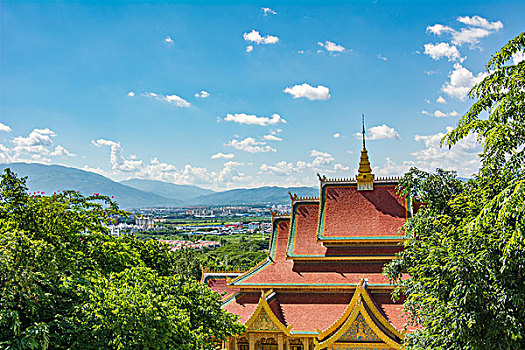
242, 291, 293, 336
270, 209, 291, 218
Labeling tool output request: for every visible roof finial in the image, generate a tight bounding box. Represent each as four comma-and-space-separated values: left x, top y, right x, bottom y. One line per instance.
362, 114, 366, 150
357, 114, 374, 191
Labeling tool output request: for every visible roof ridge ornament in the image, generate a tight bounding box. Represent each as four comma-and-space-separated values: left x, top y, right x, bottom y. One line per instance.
356, 114, 375, 191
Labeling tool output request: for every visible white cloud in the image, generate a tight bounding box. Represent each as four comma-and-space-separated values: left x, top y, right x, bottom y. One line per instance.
374, 127, 481, 178
92, 139, 143, 172
421, 110, 460, 118
165, 35, 174, 44
0, 122, 11, 132
427, 24, 454, 36
226, 137, 276, 153
260, 161, 297, 175
224, 113, 286, 126
377, 54, 388, 61
243, 30, 279, 45
310, 149, 334, 167
263, 134, 282, 141
127, 91, 135, 97
246, 45, 253, 53
451, 27, 492, 46
13, 128, 55, 148
442, 63, 487, 101
0, 128, 75, 163
512, 50, 525, 65
411, 127, 480, 174
318, 40, 345, 53
333, 133, 341, 138
427, 16, 503, 46
334, 163, 350, 171
194, 90, 210, 98
283, 83, 330, 101
143, 92, 191, 108
88, 141, 252, 189
423, 42, 463, 62
457, 15, 503, 31
211, 152, 235, 159
259, 149, 350, 179
50, 145, 76, 157
437, 96, 447, 104
354, 124, 400, 140
261, 7, 277, 16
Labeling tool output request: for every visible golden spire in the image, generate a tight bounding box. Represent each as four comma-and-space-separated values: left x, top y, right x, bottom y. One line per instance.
356, 114, 374, 190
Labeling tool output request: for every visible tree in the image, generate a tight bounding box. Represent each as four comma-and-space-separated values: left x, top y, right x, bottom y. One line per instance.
0, 169, 244, 349
385, 33, 525, 350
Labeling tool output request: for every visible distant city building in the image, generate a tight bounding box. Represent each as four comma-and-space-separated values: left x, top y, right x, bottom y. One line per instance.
159, 239, 221, 251
135, 216, 154, 230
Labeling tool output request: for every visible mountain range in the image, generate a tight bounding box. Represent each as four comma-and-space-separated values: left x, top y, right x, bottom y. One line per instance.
0, 163, 317, 208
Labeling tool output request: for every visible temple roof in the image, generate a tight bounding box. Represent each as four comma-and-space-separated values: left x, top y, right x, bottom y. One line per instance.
229, 216, 397, 290
317, 182, 408, 244
287, 198, 403, 260
202, 272, 242, 301
221, 281, 407, 348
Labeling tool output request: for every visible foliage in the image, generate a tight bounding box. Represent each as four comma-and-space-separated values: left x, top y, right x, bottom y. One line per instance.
197, 239, 268, 271
443, 32, 525, 175
0, 169, 244, 349
385, 33, 525, 350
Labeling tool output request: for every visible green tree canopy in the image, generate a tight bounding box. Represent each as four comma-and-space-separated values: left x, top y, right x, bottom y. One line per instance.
0, 169, 243, 349
386, 33, 525, 350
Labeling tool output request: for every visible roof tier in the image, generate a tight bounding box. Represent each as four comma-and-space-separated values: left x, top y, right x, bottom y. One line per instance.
230, 216, 400, 290
222, 283, 409, 344
288, 199, 403, 260
318, 182, 407, 243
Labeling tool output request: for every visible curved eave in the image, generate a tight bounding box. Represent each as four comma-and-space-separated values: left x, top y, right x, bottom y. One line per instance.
229, 217, 288, 286
233, 283, 396, 292
286, 255, 398, 261
286, 200, 319, 259
319, 237, 407, 246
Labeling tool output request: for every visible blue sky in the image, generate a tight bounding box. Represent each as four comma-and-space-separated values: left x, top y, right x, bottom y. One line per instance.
1, 1, 524, 190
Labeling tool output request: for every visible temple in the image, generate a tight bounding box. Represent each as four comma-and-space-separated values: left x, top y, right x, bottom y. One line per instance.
205, 116, 412, 350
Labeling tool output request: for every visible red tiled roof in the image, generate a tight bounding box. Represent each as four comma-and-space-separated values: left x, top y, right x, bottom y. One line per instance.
231, 216, 396, 287
204, 277, 240, 300
288, 202, 325, 256
288, 201, 404, 258
223, 289, 407, 335
320, 184, 406, 238
372, 293, 420, 333
275, 293, 353, 332
223, 292, 260, 324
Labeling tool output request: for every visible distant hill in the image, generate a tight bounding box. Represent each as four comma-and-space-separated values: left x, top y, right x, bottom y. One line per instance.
190, 186, 318, 206
0, 163, 183, 209
120, 178, 214, 201
0, 163, 318, 208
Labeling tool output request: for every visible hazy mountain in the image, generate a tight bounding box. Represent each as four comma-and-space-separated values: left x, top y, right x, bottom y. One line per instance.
120, 178, 214, 201
190, 186, 318, 206
0, 163, 318, 207
0, 163, 184, 209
